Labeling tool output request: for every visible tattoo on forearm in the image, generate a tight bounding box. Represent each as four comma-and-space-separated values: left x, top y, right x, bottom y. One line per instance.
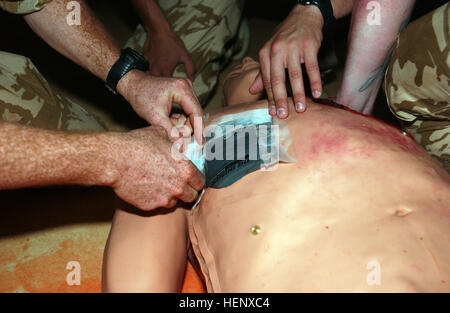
358, 19, 410, 93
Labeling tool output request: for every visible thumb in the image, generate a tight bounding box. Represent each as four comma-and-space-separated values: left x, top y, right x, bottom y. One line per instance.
181, 54, 196, 82
158, 115, 181, 142
249, 72, 264, 94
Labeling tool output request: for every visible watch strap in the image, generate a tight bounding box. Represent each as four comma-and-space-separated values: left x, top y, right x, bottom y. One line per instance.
295, 0, 336, 27
106, 48, 149, 94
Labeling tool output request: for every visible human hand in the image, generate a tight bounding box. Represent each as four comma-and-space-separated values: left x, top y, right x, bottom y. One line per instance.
118, 70, 204, 144
107, 126, 205, 211
170, 113, 193, 134
144, 26, 196, 81
249, 4, 324, 119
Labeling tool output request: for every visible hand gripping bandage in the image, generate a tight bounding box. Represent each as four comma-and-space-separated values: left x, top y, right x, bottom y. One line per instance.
183, 108, 296, 189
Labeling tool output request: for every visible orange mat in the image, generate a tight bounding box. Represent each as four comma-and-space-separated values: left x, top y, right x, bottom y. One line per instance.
181, 262, 206, 293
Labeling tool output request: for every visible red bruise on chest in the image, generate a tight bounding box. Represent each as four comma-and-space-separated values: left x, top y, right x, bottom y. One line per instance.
316, 99, 421, 152
339, 104, 420, 152
303, 130, 375, 161
291, 100, 423, 164
297, 118, 420, 163
339, 118, 421, 153
309, 132, 351, 155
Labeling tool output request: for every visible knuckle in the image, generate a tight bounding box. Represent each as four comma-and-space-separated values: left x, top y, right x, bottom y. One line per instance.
258, 49, 267, 60
270, 41, 284, 55
174, 78, 189, 90
167, 198, 178, 208
271, 75, 285, 86
289, 69, 302, 80
307, 62, 320, 73
293, 92, 305, 100
170, 183, 184, 197
287, 39, 299, 50
179, 162, 195, 179
157, 196, 170, 208
276, 99, 288, 108
262, 77, 272, 88
173, 185, 185, 198
306, 39, 320, 51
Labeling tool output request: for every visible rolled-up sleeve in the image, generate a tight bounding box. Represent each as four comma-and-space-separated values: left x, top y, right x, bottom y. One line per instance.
0, 0, 52, 14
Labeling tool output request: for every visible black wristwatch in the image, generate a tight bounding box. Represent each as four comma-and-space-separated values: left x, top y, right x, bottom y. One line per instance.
293, 0, 336, 27
106, 48, 149, 94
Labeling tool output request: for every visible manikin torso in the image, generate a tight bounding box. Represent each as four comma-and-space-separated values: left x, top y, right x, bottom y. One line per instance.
189, 98, 450, 292
103, 57, 450, 293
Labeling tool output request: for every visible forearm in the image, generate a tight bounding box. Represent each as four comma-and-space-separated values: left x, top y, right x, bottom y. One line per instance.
337, 0, 415, 113
0, 121, 116, 190
131, 0, 170, 32
23, 0, 120, 83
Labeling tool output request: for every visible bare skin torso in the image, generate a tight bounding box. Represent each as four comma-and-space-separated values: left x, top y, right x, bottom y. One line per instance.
103, 57, 450, 293
190, 99, 450, 292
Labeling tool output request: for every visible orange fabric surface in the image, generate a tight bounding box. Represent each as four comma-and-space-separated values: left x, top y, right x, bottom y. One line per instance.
0, 244, 204, 293
0, 233, 205, 293
0, 188, 206, 293
181, 262, 207, 293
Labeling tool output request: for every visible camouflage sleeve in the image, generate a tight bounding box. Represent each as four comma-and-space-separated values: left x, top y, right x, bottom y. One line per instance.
0, 0, 52, 14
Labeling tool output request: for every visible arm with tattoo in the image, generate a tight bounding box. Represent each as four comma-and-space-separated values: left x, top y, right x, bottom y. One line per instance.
336, 0, 415, 114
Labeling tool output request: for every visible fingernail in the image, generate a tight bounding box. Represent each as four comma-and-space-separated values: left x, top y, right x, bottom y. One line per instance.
295, 102, 306, 112
269, 106, 277, 115
313, 90, 321, 98
277, 108, 287, 118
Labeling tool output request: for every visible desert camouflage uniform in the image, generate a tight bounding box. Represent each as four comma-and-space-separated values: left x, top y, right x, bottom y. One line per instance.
0, 1, 105, 131
0, 0, 248, 293
0, 0, 108, 294
0, 51, 106, 131
125, 0, 249, 106
1, 0, 248, 131
0, 0, 50, 14
385, 3, 450, 171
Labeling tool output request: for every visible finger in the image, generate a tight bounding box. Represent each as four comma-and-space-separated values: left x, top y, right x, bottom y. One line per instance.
171, 113, 181, 119
188, 107, 204, 145
270, 51, 289, 119
149, 66, 163, 77
178, 85, 204, 144
287, 50, 306, 113
186, 163, 205, 191
171, 79, 203, 144
183, 115, 193, 134
259, 46, 276, 116
181, 54, 196, 82
304, 48, 322, 99
162, 68, 175, 78
158, 116, 180, 141
154, 60, 175, 77
162, 197, 179, 209
170, 113, 187, 128
249, 72, 264, 94
178, 184, 199, 203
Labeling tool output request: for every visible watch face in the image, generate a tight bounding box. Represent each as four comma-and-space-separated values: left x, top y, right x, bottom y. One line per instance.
122, 48, 149, 70
123, 48, 146, 62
